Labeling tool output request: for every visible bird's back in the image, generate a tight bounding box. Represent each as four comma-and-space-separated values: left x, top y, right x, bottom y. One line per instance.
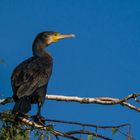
11, 56, 53, 99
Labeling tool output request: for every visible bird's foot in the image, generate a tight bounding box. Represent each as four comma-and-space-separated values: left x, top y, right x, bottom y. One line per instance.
13, 113, 29, 122
15, 113, 29, 118
31, 115, 46, 125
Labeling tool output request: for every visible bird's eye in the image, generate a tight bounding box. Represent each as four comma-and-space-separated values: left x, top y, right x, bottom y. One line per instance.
54, 33, 58, 36
44, 34, 47, 38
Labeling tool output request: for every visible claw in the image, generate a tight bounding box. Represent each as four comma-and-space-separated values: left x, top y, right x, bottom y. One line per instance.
32, 115, 46, 125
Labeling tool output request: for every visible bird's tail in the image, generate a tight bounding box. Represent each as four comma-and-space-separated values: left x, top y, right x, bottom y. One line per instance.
12, 96, 31, 114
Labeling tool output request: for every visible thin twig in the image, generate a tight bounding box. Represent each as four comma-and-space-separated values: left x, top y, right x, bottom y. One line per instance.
46, 118, 130, 129
66, 130, 112, 140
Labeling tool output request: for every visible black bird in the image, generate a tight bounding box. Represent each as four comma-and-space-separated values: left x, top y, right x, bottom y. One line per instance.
11, 31, 75, 122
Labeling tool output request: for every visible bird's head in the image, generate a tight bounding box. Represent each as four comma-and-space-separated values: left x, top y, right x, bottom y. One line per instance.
33, 31, 75, 46
32, 31, 75, 56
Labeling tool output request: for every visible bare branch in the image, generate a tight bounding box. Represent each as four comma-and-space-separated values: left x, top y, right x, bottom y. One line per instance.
0, 97, 14, 104
66, 130, 112, 140
0, 112, 80, 140
0, 112, 133, 140
46, 118, 130, 129
19, 118, 81, 140
1, 93, 140, 112
47, 93, 140, 112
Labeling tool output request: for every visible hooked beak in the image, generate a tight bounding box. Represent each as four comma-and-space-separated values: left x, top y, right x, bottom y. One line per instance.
57, 34, 75, 39
50, 33, 75, 43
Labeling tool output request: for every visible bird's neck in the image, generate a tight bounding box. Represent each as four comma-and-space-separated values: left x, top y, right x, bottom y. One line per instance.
32, 42, 52, 60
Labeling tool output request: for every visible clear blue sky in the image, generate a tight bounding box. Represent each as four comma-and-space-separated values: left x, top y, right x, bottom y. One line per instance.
0, 0, 140, 139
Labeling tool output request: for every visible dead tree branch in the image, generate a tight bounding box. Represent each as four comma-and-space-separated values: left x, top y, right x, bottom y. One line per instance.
66, 130, 112, 140
1, 93, 140, 112
0, 112, 116, 140
0, 112, 80, 140
45, 119, 133, 140
46, 118, 130, 129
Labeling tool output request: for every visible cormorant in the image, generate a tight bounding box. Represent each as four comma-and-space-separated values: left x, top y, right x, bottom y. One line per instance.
11, 31, 75, 122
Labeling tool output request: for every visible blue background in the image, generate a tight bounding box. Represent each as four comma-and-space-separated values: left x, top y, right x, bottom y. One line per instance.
0, 0, 140, 139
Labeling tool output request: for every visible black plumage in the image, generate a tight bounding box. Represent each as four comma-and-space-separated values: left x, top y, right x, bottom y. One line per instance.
11, 56, 52, 114
11, 31, 75, 121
